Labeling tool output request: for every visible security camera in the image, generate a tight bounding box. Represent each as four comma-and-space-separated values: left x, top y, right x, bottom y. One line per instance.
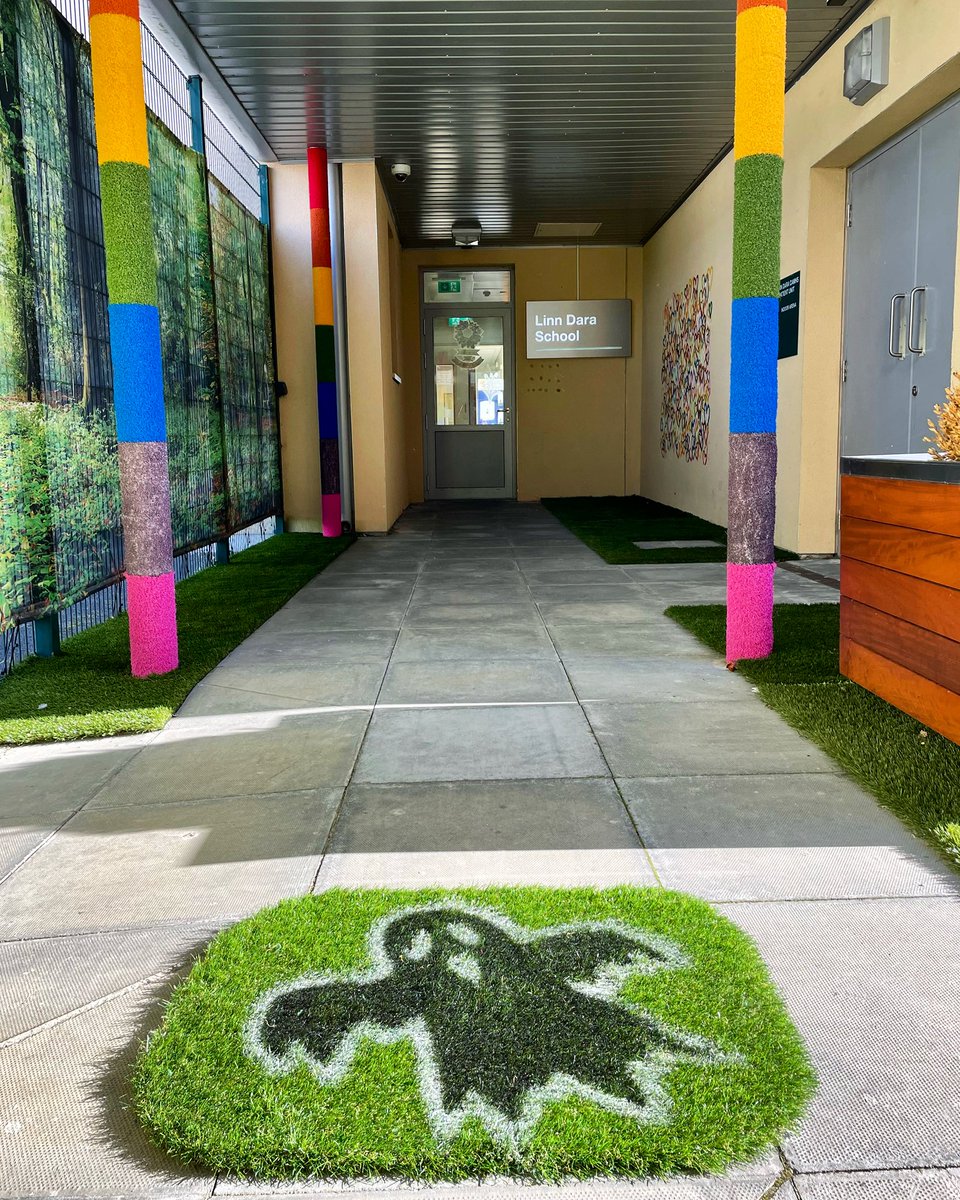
391, 162, 411, 182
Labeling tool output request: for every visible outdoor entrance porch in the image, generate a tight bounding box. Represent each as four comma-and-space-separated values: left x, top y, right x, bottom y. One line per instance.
1, 502, 957, 1195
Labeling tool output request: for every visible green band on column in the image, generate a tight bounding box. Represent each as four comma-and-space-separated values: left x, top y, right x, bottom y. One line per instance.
99, 161, 158, 307
732, 155, 784, 300
315, 324, 336, 381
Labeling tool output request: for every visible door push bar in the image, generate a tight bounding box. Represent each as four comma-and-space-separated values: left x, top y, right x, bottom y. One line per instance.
888, 293, 906, 358
908, 285, 927, 356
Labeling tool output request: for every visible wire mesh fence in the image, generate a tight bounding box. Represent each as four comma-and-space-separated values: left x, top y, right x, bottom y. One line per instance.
0, 0, 280, 675
1, 515, 277, 675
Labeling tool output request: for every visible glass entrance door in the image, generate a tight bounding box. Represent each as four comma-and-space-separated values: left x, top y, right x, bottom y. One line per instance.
423, 308, 515, 499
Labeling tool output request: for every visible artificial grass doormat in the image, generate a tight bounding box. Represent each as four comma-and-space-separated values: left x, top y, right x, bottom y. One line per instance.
133, 887, 815, 1181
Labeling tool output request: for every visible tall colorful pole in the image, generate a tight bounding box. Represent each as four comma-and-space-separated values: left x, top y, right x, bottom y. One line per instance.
307, 145, 341, 537
726, 0, 787, 664
89, 0, 178, 675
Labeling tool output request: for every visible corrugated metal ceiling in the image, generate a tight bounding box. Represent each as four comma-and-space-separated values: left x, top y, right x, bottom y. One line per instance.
172, 0, 874, 245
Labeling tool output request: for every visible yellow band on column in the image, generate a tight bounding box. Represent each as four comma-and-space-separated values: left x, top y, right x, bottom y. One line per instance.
90, 12, 150, 167
312, 266, 335, 327
733, 5, 787, 160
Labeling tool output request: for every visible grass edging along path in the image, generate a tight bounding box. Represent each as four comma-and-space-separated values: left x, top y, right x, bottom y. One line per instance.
0, 533, 354, 746
133, 887, 815, 1182
666, 603, 960, 867
541, 495, 798, 565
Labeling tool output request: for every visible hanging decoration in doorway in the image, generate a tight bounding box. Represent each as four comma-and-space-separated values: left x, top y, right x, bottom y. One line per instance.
726, 0, 787, 664
450, 317, 485, 369
245, 902, 737, 1146
660, 269, 713, 464
308, 145, 341, 537
88, 0, 178, 676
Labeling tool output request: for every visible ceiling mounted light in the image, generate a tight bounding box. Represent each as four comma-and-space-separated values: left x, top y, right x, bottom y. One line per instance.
452, 219, 482, 248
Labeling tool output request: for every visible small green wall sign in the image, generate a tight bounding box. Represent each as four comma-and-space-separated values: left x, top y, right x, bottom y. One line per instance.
438, 280, 461, 294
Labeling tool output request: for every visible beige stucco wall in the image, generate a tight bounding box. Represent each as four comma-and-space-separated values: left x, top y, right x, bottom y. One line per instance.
400, 245, 643, 503
342, 162, 409, 532
268, 163, 323, 532
641, 0, 960, 554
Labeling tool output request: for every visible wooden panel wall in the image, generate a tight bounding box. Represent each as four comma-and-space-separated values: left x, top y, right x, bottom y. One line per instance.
840, 474, 960, 745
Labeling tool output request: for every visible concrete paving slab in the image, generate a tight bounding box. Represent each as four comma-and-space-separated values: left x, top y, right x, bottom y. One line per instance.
302, 573, 419, 590
527, 583, 651, 603
586, 701, 838, 777
721, 897, 960, 1172
353, 704, 608, 783
89, 710, 369, 806
331, 778, 641, 855
392, 624, 557, 661
0, 923, 218, 1041
317, 846, 657, 889
179, 663, 386, 710
520, 567, 631, 585
0, 738, 152, 819
793, 1169, 960, 1198
403, 601, 543, 627
537, 600, 666, 625
563, 656, 745, 703
407, 585, 532, 605
0, 812, 70, 882
548, 622, 713, 659
633, 585, 727, 607
416, 565, 522, 581
621, 774, 956, 901
378, 658, 575, 704
0, 970, 215, 1198
0, 790, 341, 937
215, 1174, 786, 1198
620, 563, 727, 582
220, 629, 398, 666
320, 559, 423, 576
257, 602, 407, 633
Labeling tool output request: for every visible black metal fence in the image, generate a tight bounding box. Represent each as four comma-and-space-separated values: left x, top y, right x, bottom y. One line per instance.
0, 0, 279, 671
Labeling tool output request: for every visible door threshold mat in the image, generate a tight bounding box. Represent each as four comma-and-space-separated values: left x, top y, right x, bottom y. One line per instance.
133, 887, 815, 1182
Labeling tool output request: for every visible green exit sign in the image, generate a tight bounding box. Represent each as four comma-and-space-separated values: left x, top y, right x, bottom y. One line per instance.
438, 279, 461, 294
448, 317, 470, 326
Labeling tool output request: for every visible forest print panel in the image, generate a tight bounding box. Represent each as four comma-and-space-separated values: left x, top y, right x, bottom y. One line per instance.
660, 269, 713, 465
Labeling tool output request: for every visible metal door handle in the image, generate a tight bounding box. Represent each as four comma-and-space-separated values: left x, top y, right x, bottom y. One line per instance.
908, 286, 927, 355
888, 293, 906, 358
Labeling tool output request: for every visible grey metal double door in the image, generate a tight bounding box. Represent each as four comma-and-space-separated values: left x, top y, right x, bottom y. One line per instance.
841, 97, 960, 456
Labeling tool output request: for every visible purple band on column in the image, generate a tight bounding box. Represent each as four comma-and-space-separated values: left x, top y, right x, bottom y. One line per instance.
118, 441, 175, 576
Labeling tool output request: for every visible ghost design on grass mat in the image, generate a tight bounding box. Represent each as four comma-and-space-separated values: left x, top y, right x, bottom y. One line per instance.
245, 903, 740, 1145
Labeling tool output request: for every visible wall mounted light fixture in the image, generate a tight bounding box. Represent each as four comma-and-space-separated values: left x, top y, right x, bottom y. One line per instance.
452, 220, 482, 247
843, 18, 890, 105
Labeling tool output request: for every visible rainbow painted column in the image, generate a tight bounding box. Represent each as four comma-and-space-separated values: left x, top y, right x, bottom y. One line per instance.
307, 145, 341, 537
89, 0, 178, 675
726, 0, 787, 664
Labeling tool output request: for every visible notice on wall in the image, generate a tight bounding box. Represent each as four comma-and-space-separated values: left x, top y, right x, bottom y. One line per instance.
778, 272, 800, 359
526, 300, 632, 359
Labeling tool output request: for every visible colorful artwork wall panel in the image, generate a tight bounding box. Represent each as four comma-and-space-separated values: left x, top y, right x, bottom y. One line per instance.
660, 268, 713, 465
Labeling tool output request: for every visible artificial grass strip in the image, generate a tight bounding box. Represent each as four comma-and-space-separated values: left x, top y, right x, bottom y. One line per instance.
132, 887, 815, 1181
541, 495, 797, 565
665, 602, 960, 867
0, 532, 354, 745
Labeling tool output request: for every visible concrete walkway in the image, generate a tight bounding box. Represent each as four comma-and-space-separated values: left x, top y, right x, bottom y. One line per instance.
1, 502, 958, 1200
